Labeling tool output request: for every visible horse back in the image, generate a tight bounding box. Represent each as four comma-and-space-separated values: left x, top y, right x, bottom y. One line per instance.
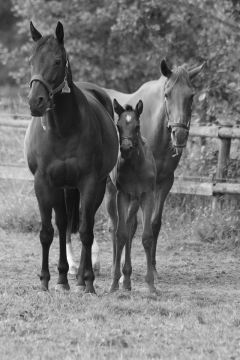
80, 88, 119, 180
77, 81, 114, 119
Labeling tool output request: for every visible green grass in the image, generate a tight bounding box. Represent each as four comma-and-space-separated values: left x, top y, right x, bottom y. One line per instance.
0, 102, 240, 358
0, 222, 240, 359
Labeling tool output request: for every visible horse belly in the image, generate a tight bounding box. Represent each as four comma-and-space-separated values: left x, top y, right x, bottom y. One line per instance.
47, 159, 80, 188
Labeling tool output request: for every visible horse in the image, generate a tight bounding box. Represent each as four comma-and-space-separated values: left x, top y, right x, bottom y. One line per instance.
24, 21, 118, 293
109, 99, 157, 293
104, 59, 205, 278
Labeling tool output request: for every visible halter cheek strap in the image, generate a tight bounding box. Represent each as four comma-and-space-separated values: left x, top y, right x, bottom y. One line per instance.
29, 74, 66, 99
29, 58, 70, 100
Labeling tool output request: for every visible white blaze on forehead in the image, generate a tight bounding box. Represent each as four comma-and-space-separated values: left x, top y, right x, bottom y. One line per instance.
126, 114, 132, 123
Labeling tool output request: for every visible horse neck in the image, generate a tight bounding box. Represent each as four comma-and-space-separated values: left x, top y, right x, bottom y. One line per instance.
128, 135, 146, 169
147, 81, 171, 158
46, 84, 88, 137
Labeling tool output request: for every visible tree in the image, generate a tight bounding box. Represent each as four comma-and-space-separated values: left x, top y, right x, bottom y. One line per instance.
1, 0, 240, 124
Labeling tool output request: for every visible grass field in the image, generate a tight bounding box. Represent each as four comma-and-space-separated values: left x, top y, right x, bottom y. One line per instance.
0, 105, 240, 359
0, 209, 240, 360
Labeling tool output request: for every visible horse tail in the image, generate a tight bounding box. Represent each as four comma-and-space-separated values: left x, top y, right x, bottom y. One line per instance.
65, 189, 80, 234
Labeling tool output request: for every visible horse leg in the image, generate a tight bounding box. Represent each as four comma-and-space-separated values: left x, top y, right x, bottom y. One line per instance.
140, 192, 156, 293
105, 178, 117, 269
65, 189, 80, 276
54, 189, 70, 291
119, 214, 137, 284
110, 192, 129, 292
91, 178, 108, 276
77, 177, 106, 294
122, 200, 139, 291
34, 177, 54, 291
152, 174, 174, 278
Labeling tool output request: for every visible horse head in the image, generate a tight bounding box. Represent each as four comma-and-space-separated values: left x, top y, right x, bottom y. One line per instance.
161, 59, 205, 154
28, 21, 71, 117
113, 99, 143, 160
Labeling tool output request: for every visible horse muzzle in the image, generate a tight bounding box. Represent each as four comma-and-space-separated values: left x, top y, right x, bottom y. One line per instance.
171, 127, 189, 150
28, 92, 48, 117
120, 145, 134, 160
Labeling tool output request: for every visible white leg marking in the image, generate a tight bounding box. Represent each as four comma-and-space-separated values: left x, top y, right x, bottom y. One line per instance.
66, 243, 78, 275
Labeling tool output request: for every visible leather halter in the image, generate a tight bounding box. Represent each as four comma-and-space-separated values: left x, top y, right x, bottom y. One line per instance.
164, 77, 190, 149
29, 58, 69, 101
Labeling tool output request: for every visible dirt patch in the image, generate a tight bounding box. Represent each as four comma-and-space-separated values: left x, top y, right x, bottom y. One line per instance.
0, 227, 240, 360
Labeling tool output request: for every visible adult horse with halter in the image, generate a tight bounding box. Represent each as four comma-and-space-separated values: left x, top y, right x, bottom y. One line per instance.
104, 59, 205, 277
109, 99, 157, 293
24, 21, 118, 293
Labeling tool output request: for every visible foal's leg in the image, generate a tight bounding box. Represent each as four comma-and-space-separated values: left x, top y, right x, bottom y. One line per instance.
54, 189, 70, 291
77, 177, 106, 293
140, 192, 156, 293
119, 214, 137, 284
34, 176, 54, 291
110, 192, 129, 292
152, 174, 174, 277
122, 200, 139, 291
105, 178, 117, 267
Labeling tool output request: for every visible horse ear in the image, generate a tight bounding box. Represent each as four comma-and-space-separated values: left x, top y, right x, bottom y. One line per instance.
113, 99, 125, 117
56, 21, 64, 44
30, 21, 42, 41
189, 62, 206, 80
135, 100, 143, 117
160, 59, 172, 78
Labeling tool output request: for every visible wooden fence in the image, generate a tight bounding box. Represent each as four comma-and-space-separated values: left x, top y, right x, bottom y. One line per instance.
0, 115, 240, 207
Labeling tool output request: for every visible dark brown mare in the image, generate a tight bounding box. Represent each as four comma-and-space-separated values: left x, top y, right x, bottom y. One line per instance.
109, 99, 157, 293
104, 59, 205, 278
24, 22, 118, 293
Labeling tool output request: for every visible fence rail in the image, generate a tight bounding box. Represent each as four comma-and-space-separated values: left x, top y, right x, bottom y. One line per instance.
1, 116, 240, 206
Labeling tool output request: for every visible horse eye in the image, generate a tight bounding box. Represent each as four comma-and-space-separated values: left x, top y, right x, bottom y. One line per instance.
55, 59, 61, 65
135, 125, 140, 132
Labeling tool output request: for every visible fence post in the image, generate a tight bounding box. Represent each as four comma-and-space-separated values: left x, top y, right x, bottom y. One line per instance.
212, 121, 232, 211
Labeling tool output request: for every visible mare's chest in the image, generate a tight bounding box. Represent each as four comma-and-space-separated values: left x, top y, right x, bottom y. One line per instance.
32, 130, 95, 187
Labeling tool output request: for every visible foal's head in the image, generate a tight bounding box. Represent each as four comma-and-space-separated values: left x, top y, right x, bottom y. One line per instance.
161, 59, 205, 153
113, 99, 143, 160
28, 22, 68, 116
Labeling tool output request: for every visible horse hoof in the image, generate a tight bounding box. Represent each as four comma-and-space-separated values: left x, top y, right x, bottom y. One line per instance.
148, 285, 159, 295
40, 281, 49, 291
122, 280, 131, 291
153, 268, 160, 279
109, 283, 119, 293
69, 265, 78, 276
84, 288, 97, 295
55, 283, 70, 292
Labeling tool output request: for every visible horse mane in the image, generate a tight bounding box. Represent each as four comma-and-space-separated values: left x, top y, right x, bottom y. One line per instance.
125, 104, 134, 111
33, 35, 53, 54
166, 66, 191, 90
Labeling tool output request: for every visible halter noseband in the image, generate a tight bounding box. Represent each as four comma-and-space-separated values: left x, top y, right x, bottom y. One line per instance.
29, 58, 69, 101
164, 74, 191, 149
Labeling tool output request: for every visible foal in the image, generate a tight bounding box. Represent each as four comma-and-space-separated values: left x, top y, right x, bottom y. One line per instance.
109, 99, 157, 293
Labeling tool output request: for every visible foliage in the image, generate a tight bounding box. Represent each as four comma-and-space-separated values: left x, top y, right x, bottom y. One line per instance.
1, 0, 240, 122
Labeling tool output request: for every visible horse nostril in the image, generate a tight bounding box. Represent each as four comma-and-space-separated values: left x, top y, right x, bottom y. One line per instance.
38, 96, 44, 107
